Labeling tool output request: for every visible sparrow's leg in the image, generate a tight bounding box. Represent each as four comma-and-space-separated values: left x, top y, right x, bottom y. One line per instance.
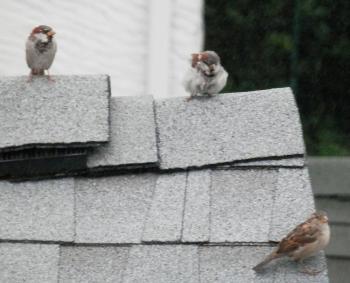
186, 95, 193, 102
47, 70, 55, 82
186, 92, 196, 102
27, 70, 33, 83
298, 259, 325, 275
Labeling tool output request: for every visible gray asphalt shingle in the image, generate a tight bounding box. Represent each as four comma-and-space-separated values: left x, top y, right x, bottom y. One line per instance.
0, 178, 74, 242
58, 246, 129, 283
272, 252, 329, 283
142, 173, 187, 242
75, 174, 156, 243
210, 169, 277, 242
199, 246, 274, 283
269, 168, 315, 241
87, 96, 158, 169
155, 88, 304, 169
0, 77, 328, 282
0, 75, 110, 150
0, 243, 59, 283
182, 170, 211, 242
123, 245, 199, 283
199, 246, 328, 283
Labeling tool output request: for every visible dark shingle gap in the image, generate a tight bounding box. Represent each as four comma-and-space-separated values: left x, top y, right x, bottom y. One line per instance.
0, 150, 87, 180
84, 154, 305, 179
0, 240, 277, 247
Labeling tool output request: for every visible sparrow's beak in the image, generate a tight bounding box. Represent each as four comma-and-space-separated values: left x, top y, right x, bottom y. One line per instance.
191, 53, 200, 67
47, 31, 56, 37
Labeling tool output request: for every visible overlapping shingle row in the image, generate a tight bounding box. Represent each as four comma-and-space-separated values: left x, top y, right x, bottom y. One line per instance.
0, 243, 328, 283
0, 168, 314, 244
0, 81, 329, 282
0, 85, 305, 179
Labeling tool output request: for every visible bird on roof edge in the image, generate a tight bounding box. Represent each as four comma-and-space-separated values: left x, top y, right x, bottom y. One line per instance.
253, 211, 330, 275
26, 25, 57, 82
183, 51, 228, 101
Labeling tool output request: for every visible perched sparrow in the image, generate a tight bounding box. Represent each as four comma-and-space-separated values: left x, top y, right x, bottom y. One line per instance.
183, 51, 228, 101
26, 25, 57, 81
253, 211, 330, 274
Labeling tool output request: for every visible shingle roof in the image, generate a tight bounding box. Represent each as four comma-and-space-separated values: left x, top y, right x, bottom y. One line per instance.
87, 96, 158, 170
0, 75, 110, 150
0, 85, 328, 282
155, 88, 305, 169
0, 75, 110, 179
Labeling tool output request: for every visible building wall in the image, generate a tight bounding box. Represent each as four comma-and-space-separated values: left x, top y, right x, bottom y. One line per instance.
308, 157, 350, 283
0, 0, 203, 98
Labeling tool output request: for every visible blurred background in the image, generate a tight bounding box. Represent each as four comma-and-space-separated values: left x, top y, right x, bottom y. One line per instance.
206, 0, 349, 156
0, 0, 349, 282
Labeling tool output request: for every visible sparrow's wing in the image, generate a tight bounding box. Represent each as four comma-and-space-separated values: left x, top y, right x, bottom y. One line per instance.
25, 38, 36, 69
43, 39, 57, 69
277, 220, 319, 254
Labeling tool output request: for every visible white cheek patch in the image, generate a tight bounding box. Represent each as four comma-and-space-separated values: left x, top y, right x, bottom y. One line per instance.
35, 33, 49, 42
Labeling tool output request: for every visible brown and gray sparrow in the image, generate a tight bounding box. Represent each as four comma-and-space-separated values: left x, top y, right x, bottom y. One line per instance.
183, 51, 228, 101
26, 25, 57, 81
253, 211, 330, 274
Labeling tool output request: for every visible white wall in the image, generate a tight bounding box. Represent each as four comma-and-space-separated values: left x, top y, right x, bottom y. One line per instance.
0, 0, 203, 98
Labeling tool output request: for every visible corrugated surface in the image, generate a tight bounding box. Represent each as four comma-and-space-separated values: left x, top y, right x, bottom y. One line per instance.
309, 157, 350, 283
0, 0, 203, 98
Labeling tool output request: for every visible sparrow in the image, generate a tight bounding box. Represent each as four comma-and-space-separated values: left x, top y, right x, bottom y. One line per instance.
183, 51, 228, 101
26, 25, 57, 81
253, 211, 330, 274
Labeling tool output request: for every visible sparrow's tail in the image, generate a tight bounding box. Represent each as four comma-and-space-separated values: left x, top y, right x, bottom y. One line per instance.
253, 252, 280, 272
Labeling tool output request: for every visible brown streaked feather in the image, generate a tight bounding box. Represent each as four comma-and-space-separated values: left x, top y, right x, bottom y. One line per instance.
277, 218, 319, 255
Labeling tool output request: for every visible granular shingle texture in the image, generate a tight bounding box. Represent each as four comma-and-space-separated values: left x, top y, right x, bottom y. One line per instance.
0, 178, 74, 242
59, 246, 129, 283
0, 75, 110, 150
0, 81, 329, 282
269, 168, 315, 241
182, 170, 211, 242
0, 243, 59, 283
210, 169, 277, 242
272, 252, 329, 283
155, 88, 304, 169
87, 96, 157, 169
123, 245, 199, 283
75, 174, 156, 243
199, 246, 274, 283
199, 246, 328, 283
142, 173, 187, 242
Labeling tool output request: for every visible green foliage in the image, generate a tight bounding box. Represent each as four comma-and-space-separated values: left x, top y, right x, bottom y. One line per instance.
205, 0, 349, 155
